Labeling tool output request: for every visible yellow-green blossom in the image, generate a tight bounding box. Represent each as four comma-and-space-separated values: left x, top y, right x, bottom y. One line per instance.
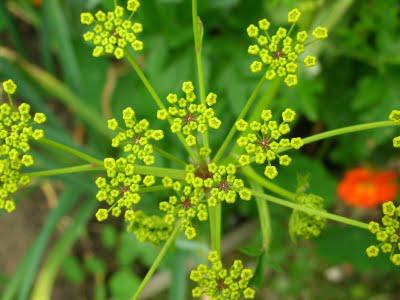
185, 163, 252, 206
0, 80, 46, 213
289, 193, 326, 240
94, 156, 156, 222
157, 82, 221, 148
389, 110, 400, 148
80, 3, 143, 59
246, 9, 328, 87
108, 107, 164, 165
127, 210, 173, 244
190, 251, 256, 299
366, 201, 400, 266
235, 108, 303, 179
159, 180, 208, 240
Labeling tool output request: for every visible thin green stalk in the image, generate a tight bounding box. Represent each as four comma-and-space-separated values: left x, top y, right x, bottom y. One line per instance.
124, 51, 166, 110
132, 223, 181, 300
192, 0, 209, 151
124, 51, 197, 160
250, 182, 271, 251
154, 146, 186, 166
242, 167, 295, 200
26, 164, 185, 180
278, 121, 396, 154
38, 138, 103, 165
208, 204, 221, 254
251, 190, 369, 230
213, 76, 266, 164
26, 164, 102, 177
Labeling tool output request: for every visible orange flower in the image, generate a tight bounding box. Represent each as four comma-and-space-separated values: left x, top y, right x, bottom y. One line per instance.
337, 167, 398, 208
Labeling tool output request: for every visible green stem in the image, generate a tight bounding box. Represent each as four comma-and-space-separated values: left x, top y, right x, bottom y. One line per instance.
208, 203, 221, 254
154, 146, 186, 166
213, 76, 266, 164
192, 0, 209, 152
242, 167, 295, 200
132, 223, 181, 300
125, 51, 197, 161
251, 190, 369, 230
38, 138, 103, 165
26, 164, 185, 180
250, 182, 271, 251
26, 164, 101, 177
278, 121, 396, 154
124, 51, 166, 111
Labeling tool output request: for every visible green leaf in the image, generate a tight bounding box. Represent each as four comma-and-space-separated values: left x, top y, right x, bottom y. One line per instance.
100, 225, 117, 250
61, 256, 85, 284
84, 256, 106, 275
109, 269, 140, 300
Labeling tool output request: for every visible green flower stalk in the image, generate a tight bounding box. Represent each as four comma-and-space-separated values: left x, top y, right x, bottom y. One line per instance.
80, 1, 143, 59
0, 79, 46, 213
157, 81, 221, 157
247, 8, 328, 87
289, 193, 326, 240
366, 201, 400, 266
235, 108, 303, 179
190, 251, 256, 299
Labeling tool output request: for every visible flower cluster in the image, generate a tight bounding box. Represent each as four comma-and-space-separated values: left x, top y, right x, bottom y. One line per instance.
95, 157, 156, 222
236, 108, 303, 179
190, 251, 255, 299
157, 81, 221, 153
185, 163, 252, 205
159, 177, 208, 239
366, 201, 400, 266
246, 8, 328, 87
289, 193, 326, 240
389, 110, 400, 148
80, 1, 143, 59
337, 167, 398, 208
107, 107, 164, 165
127, 210, 173, 244
0, 79, 46, 213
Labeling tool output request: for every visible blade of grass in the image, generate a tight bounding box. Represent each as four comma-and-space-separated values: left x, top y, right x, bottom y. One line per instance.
0, 1, 26, 56
168, 249, 187, 300
41, 0, 82, 93
16, 188, 81, 300
30, 199, 97, 300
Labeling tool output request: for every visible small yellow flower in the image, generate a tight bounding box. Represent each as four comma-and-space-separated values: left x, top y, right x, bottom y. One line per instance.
304, 55, 317, 67
288, 8, 301, 23
2, 79, 17, 95
312, 26, 328, 39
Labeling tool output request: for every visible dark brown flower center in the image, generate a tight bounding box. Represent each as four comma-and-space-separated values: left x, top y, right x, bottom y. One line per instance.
274, 49, 285, 58
182, 198, 191, 210
194, 164, 213, 180
183, 113, 197, 125
258, 138, 270, 150
219, 180, 229, 192
218, 279, 227, 290
120, 186, 128, 195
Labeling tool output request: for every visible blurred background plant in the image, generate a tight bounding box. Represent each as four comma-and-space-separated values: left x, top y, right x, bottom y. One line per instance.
0, 0, 399, 299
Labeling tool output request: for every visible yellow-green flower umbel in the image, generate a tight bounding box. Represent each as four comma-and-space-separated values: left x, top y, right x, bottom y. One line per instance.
95, 157, 156, 222
190, 251, 256, 299
184, 162, 252, 206
107, 107, 164, 165
0, 79, 46, 213
127, 210, 173, 244
289, 193, 326, 240
235, 108, 303, 179
366, 201, 400, 266
157, 81, 221, 152
246, 8, 328, 87
389, 109, 400, 148
80, 1, 143, 59
159, 178, 208, 240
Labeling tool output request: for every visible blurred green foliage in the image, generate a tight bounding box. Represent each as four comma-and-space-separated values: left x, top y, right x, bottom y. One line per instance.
0, 0, 400, 299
